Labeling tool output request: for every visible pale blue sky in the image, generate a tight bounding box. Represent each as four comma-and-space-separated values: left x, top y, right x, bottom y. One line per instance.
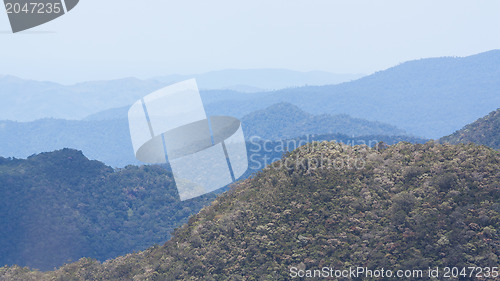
1, 0, 499, 83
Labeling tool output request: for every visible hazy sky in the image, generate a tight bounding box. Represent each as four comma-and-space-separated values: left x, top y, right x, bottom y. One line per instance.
1, 0, 499, 83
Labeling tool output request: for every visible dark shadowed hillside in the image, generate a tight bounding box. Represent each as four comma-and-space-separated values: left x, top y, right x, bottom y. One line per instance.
440, 108, 500, 149
0, 149, 215, 270
3, 142, 498, 280
0, 133, 427, 270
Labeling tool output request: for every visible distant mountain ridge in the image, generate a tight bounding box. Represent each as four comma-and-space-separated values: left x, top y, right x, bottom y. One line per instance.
81, 50, 500, 138
0, 103, 414, 167
154, 69, 364, 91
203, 50, 500, 138
440, 108, 500, 149
0, 76, 165, 122
0, 69, 362, 122
82, 89, 257, 121
0, 118, 139, 167
242, 102, 406, 140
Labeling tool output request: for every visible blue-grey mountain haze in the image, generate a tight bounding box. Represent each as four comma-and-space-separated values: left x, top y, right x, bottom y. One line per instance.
0, 103, 417, 167
86, 51, 500, 139
0, 69, 362, 121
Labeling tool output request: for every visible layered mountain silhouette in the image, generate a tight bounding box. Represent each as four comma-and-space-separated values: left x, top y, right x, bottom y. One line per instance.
0, 103, 418, 167
2, 142, 498, 280
0, 76, 165, 122
82, 50, 500, 139
2, 51, 500, 138
0, 118, 139, 168
204, 50, 500, 138
2, 51, 500, 280
0, 69, 360, 122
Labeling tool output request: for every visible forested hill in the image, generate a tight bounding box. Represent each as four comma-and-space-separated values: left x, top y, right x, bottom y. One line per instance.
0, 149, 215, 270
440, 108, 500, 149
3, 142, 498, 280
241, 102, 406, 140
0, 134, 426, 271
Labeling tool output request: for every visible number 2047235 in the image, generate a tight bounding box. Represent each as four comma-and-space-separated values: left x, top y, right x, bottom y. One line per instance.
5, 2, 63, 14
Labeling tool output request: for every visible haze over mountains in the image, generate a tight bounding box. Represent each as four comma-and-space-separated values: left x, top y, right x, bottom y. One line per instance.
2, 50, 500, 139
0, 76, 164, 122
0, 103, 419, 167
0, 118, 140, 167
153, 69, 364, 92
42, 50, 500, 139
0, 69, 362, 122
203, 50, 500, 138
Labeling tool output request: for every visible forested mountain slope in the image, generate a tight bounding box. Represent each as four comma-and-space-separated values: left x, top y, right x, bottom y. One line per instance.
0, 133, 427, 271
0, 149, 215, 270
3, 142, 498, 280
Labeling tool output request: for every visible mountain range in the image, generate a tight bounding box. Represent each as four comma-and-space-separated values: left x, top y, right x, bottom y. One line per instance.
0, 69, 362, 122
201, 50, 500, 138
0, 103, 419, 167
1, 51, 500, 280
2, 51, 500, 139
81, 50, 500, 139
0, 133, 428, 270
2, 141, 498, 280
